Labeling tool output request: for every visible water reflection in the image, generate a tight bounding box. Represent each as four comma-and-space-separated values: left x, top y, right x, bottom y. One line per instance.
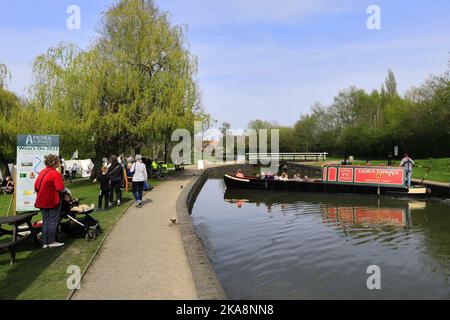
321, 206, 409, 227
192, 180, 450, 299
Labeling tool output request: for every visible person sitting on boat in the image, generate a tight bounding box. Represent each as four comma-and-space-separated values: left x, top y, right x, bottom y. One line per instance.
292, 174, 302, 181
302, 175, 311, 182
366, 160, 372, 166
280, 173, 289, 181
400, 154, 415, 187
264, 173, 274, 180
235, 169, 245, 178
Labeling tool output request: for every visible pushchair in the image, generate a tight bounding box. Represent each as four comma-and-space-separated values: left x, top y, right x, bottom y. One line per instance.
59, 189, 101, 241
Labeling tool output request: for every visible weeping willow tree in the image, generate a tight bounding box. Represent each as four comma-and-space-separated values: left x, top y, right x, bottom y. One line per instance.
30, 0, 206, 170
0, 62, 18, 174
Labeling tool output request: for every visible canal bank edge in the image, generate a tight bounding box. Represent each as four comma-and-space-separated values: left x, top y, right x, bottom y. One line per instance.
176, 169, 226, 300
176, 164, 256, 300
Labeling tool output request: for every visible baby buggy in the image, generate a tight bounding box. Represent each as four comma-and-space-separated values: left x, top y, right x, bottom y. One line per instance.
59, 190, 101, 241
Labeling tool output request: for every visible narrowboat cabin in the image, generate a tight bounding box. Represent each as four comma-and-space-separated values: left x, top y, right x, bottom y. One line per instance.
224, 165, 429, 197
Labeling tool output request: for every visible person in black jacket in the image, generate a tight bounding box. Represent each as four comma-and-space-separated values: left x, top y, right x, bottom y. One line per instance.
93, 166, 111, 210
107, 155, 123, 207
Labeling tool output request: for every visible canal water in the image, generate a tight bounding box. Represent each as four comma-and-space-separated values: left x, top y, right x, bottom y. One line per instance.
191, 178, 450, 299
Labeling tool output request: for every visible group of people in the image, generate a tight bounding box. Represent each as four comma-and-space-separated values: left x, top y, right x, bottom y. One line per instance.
94, 154, 150, 210
0, 176, 14, 195
235, 169, 311, 182
31, 152, 154, 250
235, 153, 416, 187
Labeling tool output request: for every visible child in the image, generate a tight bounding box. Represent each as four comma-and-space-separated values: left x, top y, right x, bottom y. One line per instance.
93, 166, 110, 211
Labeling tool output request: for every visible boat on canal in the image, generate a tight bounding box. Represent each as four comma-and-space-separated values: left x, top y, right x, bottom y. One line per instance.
224, 165, 429, 197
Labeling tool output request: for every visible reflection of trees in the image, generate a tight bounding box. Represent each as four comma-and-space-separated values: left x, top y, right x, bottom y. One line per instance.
408, 201, 450, 278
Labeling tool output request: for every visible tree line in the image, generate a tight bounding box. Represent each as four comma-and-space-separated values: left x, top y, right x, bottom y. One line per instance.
248, 64, 450, 159
0, 0, 209, 175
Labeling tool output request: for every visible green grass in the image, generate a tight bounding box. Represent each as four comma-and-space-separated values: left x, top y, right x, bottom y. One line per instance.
307, 158, 450, 183
0, 178, 163, 300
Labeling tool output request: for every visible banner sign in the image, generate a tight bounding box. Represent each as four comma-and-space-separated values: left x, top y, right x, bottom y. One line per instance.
354, 167, 404, 186
323, 165, 406, 188
338, 167, 354, 183
16, 134, 60, 212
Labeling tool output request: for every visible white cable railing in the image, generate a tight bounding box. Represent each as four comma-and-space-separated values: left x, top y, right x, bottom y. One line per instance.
246, 152, 328, 162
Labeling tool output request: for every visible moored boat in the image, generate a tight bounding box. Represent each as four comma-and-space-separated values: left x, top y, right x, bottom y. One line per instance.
224, 165, 429, 197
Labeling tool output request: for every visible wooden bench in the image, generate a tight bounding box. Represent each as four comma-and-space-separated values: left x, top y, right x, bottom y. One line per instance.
0, 212, 41, 265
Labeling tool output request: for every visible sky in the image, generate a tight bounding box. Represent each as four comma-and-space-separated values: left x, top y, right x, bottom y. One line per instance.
1, 0, 449, 129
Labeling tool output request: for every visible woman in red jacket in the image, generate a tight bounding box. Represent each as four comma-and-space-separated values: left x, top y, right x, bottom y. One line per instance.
34, 154, 66, 248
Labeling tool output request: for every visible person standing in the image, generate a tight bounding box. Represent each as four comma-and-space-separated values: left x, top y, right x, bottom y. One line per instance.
34, 154, 65, 248
387, 152, 393, 166
400, 154, 415, 187
107, 155, 123, 207
71, 163, 78, 180
93, 166, 110, 211
130, 154, 148, 208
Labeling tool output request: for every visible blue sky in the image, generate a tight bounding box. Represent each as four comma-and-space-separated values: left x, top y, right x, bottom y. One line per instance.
1, 0, 449, 129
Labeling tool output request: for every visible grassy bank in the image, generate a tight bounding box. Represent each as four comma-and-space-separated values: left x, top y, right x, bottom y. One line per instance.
308, 158, 450, 183
0, 178, 162, 300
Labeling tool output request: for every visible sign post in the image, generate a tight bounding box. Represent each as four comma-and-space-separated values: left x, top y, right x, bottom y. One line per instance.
15, 135, 60, 214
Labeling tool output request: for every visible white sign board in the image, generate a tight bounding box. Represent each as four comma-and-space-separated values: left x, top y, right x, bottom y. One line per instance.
197, 160, 205, 170
16, 134, 60, 212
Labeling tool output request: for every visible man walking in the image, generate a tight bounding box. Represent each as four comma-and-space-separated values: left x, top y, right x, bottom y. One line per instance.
400, 154, 415, 187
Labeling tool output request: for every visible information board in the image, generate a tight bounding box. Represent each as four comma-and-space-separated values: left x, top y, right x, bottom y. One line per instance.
16, 135, 60, 212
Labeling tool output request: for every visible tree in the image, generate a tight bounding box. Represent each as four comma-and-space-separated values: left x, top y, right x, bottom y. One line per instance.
294, 115, 317, 152
219, 122, 231, 136
0, 61, 10, 89
279, 61, 450, 159
0, 62, 20, 174
30, 0, 207, 171
247, 119, 278, 130
384, 70, 398, 97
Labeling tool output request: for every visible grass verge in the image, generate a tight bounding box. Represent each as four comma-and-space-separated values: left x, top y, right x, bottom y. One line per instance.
0, 178, 163, 300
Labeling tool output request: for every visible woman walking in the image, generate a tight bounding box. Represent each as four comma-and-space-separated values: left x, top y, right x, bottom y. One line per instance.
34, 154, 66, 248
130, 154, 148, 208
107, 155, 123, 207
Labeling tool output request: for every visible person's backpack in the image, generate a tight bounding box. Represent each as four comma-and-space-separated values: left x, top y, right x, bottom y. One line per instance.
108, 164, 123, 183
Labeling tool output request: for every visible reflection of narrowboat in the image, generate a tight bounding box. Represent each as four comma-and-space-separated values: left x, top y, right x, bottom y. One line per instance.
321, 206, 408, 227
224, 165, 429, 197
223, 189, 427, 227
